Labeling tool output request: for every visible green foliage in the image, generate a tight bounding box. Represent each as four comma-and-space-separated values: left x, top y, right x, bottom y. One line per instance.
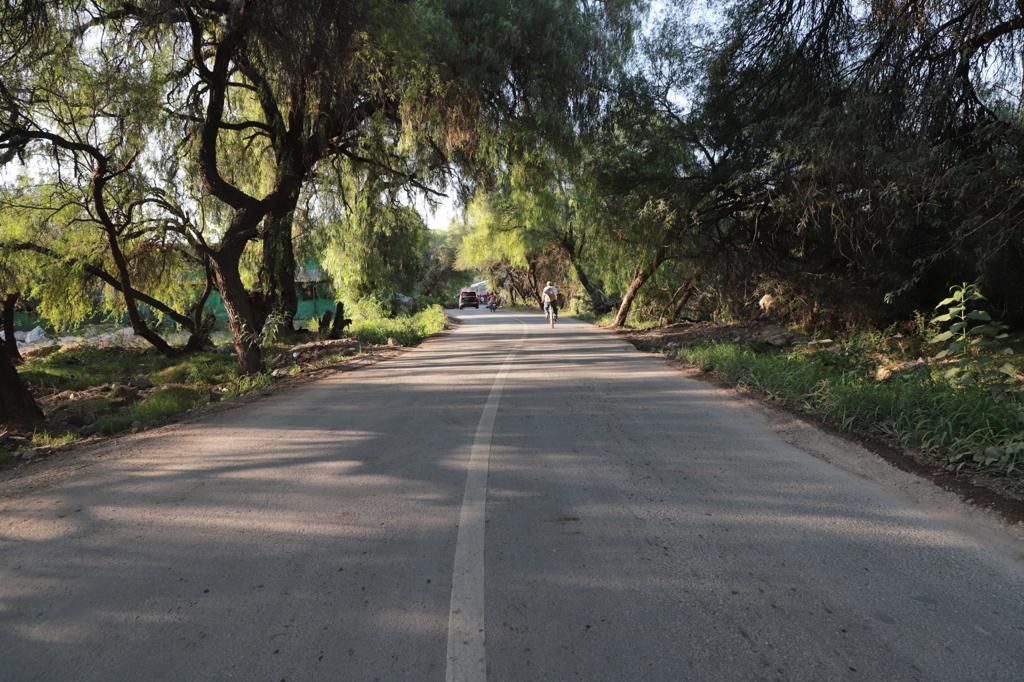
348, 304, 447, 346
150, 355, 237, 387
674, 343, 1024, 480
30, 430, 76, 449
224, 373, 274, 399
94, 386, 206, 434
318, 167, 430, 308
928, 284, 1018, 388
416, 226, 473, 306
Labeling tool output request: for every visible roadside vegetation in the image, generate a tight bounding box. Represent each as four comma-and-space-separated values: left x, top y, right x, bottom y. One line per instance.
625, 285, 1024, 488
347, 306, 449, 347
1, 305, 449, 465
674, 342, 1023, 484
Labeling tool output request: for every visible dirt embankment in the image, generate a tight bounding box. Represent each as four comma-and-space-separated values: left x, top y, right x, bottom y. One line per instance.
621, 320, 810, 351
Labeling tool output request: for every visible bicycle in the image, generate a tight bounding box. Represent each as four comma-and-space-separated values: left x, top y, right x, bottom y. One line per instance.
545, 303, 558, 328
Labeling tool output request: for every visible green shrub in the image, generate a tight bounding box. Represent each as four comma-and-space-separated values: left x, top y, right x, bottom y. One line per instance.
348, 304, 447, 346
928, 283, 1018, 388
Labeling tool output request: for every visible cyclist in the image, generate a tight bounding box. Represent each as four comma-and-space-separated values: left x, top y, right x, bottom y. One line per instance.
541, 281, 559, 323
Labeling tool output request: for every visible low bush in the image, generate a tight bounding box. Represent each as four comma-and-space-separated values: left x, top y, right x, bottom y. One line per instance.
348, 304, 448, 346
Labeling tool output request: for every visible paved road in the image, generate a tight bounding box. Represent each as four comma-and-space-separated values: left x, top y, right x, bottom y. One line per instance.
2, 310, 1023, 681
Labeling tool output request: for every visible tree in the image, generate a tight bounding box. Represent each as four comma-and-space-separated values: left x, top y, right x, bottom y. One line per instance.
457, 193, 570, 306
318, 165, 431, 311
83, 0, 639, 372
0, 9, 217, 354
0, 347, 43, 428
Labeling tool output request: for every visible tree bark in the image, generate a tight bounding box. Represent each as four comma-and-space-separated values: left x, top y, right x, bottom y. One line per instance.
3, 293, 21, 364
558, 238, 611, 313
573, 262, 611, 313
612, 247, 667, 328
662, 270, 701, 325
211, 246, 264, 375
328, 302, 351, 340
184, 262, 216, 353
527, 261, 542, 306
259, 209, 298, 334
0, 347, 43, 428
102, 228, 178, 356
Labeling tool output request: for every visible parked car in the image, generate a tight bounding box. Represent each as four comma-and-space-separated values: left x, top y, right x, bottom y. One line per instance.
458, 288, 480, 309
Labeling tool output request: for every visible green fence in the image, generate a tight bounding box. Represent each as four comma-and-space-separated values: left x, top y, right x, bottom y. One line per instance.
204, 292, 336, 322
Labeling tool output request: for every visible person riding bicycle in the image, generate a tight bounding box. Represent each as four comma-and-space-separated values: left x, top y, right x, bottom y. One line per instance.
541, 281, 559, 322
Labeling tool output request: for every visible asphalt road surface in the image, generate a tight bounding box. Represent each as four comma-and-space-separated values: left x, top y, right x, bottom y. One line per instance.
2, 309, 1023, 681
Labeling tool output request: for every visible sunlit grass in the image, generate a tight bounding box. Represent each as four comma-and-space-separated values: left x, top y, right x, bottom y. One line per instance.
94, 386, 208, 434
30, 430, 77, 449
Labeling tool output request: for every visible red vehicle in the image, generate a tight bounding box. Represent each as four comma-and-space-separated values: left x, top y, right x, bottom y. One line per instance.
458, 288, 480, 309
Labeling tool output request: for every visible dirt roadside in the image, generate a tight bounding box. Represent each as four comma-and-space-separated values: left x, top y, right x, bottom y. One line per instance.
0, 321, 461, 491
615, 321, 1024, 527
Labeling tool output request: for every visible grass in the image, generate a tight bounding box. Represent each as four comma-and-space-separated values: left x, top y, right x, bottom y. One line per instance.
20, 347, 173, 392
151, 353, 237, 386
94, 386, 207, 434
31, 430, 77, 449
672, 342, 1024, 481
572, 310, 618, 326
348, 305, 448, 346
20, 346, 239, 393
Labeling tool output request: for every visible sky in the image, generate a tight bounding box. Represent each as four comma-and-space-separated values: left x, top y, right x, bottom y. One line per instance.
412, 191, 459, 231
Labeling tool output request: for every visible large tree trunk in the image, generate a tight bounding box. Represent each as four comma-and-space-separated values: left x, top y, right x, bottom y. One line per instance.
0, 348, 43, 428
611, 248, 667, 328
573, 262, 611, 314
211, 247, 264, 375
259, 209, 298, 334
184, 262, 216, 353
559, 241, 611, 314
662, 270, 701, 325
104, 230, 178, 356
3, 293, 21, 364
527, 261, 542, 306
